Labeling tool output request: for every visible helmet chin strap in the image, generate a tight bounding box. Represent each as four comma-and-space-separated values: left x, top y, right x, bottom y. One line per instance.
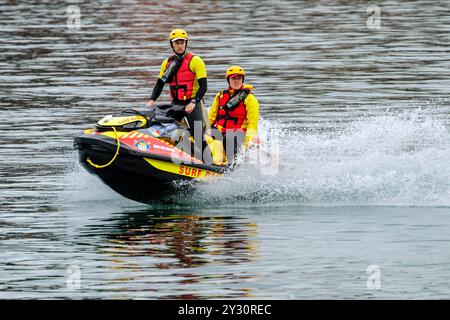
170, 40, 188, 57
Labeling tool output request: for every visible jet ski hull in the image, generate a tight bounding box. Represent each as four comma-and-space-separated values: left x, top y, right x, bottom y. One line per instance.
74, 131, 227, 203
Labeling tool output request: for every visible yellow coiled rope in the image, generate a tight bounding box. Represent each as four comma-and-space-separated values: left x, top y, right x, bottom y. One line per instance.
87, 127, 120, 169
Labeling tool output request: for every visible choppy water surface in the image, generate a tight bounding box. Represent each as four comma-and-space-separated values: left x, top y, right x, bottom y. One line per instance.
1, 0, 450, 299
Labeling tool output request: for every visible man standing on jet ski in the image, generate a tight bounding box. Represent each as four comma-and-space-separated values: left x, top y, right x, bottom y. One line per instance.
209, 66, 260, 161
147, 29, 209, 160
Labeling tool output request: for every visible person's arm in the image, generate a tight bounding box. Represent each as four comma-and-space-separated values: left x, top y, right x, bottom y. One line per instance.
243, 94, 259, 146
190, 56, 207, 105
148, 59, 168, 106
149, 78, 164, 101
208, 92, 221, 125
193, 78, 207, 104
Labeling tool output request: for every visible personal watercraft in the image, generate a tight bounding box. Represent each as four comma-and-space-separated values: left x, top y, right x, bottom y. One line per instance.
73, 104, 229, 203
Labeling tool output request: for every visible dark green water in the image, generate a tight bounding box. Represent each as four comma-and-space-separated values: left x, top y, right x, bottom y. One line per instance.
1, 0, 450, 299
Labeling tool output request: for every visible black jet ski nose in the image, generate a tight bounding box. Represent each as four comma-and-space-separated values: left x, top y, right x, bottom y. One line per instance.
73, 106, 229, 203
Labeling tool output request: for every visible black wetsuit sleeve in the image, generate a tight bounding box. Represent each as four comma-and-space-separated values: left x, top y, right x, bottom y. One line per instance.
194, 78, 207, 102
149, 78, 165, 101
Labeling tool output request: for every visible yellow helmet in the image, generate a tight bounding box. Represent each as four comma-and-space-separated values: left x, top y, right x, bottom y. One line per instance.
169, 29, 188, 42
226, 65, 245, 79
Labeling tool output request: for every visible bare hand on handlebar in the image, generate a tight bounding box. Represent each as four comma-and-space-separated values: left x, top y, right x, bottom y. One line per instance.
184, 102, 195, 114
147, 100, 155, 108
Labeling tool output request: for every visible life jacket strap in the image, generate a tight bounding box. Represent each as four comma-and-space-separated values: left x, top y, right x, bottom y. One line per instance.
216, 113, 239, 124
161, 53, 186, 83
224, 88, 251, 111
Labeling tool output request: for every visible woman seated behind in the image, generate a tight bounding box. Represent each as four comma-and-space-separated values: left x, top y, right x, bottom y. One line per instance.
209, 65, 259, 162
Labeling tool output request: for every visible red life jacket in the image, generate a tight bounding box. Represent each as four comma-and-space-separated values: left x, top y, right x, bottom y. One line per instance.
166, 52, 195, 101
213, 88, 252, 132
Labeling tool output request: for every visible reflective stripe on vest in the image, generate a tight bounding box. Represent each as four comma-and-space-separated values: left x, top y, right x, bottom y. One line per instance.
213, 88, 251, 132
166, 52, 195, 101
